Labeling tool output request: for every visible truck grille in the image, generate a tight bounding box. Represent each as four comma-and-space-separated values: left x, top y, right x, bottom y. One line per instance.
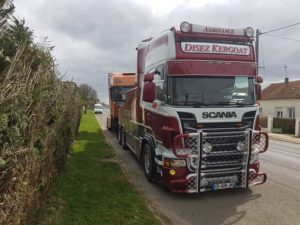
177, 110, 256, 133
173, 130, 251, 192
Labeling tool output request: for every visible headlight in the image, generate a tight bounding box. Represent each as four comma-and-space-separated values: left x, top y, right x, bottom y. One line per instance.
236, 141, 246, 152
164, 158, 186, 167
245, 27, 254, 37
171, 159, 186, 167
203, 142, 212, 153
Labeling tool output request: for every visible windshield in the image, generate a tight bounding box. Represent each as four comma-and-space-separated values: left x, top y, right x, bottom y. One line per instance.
167, 76, 255, 107
111, 86, 133, 102
94, 106, 102, 109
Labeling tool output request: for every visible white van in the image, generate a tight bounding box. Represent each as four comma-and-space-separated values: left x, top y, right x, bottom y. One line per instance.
94, 103, 103, 114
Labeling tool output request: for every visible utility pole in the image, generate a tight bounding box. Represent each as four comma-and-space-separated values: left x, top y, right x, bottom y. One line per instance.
255, 22, 300, 76
255, 29, 261, 75
284, 65, 287, 77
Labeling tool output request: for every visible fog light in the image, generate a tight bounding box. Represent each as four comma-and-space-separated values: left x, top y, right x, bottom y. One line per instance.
245, 27, 254, 37
180, 21, 191, 32
169, 170, 176, 176
203, 142, 212, 153
236, 141, 246, 151
251, 143, 259, 153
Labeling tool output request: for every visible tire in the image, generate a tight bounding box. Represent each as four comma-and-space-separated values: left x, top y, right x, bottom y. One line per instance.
107, 118, 111, 131
121, 129, 129, 150
118, 125, 122, 145
142, 143, 157, 183
111, 120, 115, 133
113, 122, 118, 134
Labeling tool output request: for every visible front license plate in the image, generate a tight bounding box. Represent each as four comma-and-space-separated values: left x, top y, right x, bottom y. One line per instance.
212, 183, 234, 190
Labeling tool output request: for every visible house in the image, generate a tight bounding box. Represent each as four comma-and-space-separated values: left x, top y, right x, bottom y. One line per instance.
259, 78, 300, 118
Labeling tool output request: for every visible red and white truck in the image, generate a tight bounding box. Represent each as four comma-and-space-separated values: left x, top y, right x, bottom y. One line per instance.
118, 22, 268, 193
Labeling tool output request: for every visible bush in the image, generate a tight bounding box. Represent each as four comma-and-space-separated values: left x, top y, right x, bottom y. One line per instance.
0, 4, 82, 225
273, 117, 295, 134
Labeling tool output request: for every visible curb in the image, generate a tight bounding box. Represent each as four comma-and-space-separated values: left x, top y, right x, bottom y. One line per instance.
268, 135, 300, 144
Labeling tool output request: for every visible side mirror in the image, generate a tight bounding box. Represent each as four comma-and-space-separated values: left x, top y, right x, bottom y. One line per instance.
143, 82, 155, 102
256, 75, 263, 84
255, 83, 262, 100
144, 73, 154, 82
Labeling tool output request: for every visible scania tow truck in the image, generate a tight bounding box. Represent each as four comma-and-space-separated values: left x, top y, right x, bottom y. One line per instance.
118, 22, 268, 193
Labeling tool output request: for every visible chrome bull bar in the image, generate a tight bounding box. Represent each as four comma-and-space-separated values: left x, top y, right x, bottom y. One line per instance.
172, 130, 268, 193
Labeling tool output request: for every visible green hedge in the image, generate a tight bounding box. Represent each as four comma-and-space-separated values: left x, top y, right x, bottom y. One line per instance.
273, 117, 295, 134
0, 5, 82, 225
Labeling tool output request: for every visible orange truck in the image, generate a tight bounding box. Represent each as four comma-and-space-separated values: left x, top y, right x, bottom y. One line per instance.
107, 72, 135, 132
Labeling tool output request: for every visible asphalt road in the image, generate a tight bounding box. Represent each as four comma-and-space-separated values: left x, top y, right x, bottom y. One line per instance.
96, 111, 300, 225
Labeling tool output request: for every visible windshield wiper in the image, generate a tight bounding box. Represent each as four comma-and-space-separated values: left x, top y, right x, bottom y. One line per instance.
172, 101, 208, 107
191, 102, 209, 107
210, 101, 252, 106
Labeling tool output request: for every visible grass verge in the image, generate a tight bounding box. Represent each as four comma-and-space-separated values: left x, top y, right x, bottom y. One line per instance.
41, 111, 160, 225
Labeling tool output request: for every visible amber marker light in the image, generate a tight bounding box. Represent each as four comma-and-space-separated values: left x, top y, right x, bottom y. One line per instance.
236, 123, 243, 127
197, 124, 204, 129
163, 158, 170, 167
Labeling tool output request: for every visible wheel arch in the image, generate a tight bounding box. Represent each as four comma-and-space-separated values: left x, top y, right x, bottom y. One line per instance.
140, 135, 156, 161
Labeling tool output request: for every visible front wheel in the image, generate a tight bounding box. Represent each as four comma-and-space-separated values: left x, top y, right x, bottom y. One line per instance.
142, 143, 157, 183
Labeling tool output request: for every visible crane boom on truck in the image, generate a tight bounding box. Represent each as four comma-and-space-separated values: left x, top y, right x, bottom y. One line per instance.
107, 72, 135, 132
118, 22, 268, 193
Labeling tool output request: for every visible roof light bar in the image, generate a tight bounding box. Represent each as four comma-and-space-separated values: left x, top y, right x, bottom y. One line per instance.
179, 22, 254, 37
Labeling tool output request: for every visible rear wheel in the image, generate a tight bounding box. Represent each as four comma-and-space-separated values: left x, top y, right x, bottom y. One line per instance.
118, 125, 122, 145
106, 118, 111, 131
121, 129, 128, 150
142, 143, 157, 183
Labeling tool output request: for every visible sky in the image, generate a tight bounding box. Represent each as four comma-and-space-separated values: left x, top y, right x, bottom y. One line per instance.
14, 0, 300, 103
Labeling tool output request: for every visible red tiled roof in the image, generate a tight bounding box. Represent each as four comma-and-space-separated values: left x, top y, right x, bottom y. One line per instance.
261, 80, 300, 100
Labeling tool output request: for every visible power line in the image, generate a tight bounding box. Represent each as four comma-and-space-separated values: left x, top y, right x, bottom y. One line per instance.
264, 33, 300, 42
260, 22, 300, 35
256, 22, 300, 68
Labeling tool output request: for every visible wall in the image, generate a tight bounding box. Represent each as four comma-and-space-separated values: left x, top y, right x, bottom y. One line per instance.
259, 99, 300, 118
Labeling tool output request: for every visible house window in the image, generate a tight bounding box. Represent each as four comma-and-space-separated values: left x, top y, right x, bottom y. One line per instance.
287, 107, 295, 119
276, 111, 283, 117
275, 107, 283, 118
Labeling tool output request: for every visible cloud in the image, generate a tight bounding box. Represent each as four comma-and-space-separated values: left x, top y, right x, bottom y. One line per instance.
14, 0, 300, 102
14, 0, 158, 101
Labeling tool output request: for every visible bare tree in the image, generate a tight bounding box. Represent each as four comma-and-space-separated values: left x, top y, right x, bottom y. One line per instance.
79, 84, 98, 109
